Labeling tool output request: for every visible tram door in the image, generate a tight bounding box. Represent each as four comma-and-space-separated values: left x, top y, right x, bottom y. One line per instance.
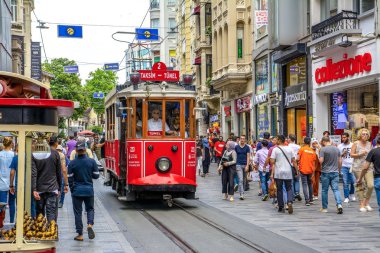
118, 98, 128, 194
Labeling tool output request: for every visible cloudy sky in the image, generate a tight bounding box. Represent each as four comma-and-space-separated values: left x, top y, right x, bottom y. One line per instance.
31, 0, 150, 83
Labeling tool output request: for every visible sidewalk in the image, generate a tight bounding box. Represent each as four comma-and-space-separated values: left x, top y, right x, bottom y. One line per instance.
56, 186, 135, 253
196, 163, 380, 253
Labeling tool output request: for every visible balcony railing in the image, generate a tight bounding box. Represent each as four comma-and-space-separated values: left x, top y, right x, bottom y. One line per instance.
311, 11, 359, 40
209, 86, 220, 96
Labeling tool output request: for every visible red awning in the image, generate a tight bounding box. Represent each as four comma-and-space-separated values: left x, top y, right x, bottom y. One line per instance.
193, 56, 201, 65
77, 130, 95, 136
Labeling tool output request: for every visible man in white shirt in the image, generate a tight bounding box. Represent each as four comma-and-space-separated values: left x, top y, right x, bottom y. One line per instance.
270, 135, 298, 214
288, 134, 302, 201
147, 108, 176, 136
338, 132, 356, 203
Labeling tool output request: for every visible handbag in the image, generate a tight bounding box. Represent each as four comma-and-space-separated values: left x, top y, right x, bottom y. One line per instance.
269, 180, 277, 198
277, 146, 298, 177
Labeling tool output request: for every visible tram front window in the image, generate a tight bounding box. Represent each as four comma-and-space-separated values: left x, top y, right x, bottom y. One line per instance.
147, 101, 182, 137
148, 101, 175, 137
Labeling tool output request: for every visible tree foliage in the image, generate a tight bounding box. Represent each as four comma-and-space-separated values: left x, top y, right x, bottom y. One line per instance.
84, 68, 118, 115
42, 58, 89, 120
90, 125, 103, 135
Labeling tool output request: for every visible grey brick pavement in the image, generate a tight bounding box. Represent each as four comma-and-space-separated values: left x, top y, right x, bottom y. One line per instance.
56, 189, 135, 253
196, 163, 380, 253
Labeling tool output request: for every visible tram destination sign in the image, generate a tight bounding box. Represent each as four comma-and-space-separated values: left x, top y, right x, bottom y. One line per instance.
138, 62, 179, 82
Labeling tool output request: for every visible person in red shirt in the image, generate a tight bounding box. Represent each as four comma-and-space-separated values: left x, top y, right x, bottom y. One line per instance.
214, 136, 225, 165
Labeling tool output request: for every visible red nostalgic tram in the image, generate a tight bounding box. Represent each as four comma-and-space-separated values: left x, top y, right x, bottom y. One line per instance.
104, 66, 197, 205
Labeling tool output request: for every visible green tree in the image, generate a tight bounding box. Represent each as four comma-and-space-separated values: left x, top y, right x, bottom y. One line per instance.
90, 125, 103, 135
42, 58, 89, 120
84, 68, 118, 116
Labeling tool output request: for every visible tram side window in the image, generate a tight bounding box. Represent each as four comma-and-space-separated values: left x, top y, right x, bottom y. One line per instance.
136, 99, 143, 138
166, 101, 181, 137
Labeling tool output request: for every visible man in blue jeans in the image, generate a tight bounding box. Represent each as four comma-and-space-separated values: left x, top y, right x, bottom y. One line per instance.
68, 141, 99, 241
319, 136, 343, 214
338, 133, 356, 203
358, 138, 380, 216
235, 135, 250, 200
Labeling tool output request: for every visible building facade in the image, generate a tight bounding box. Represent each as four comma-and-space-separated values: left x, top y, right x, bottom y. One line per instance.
125, 43, 151, 81
211, 0, 253, 140
176, 0, 193, 76
189, 0, 216, 136
149, 0, 178, 68
0, 0, 12, 72
10, 0, 34, 77
309, 0, 379, 141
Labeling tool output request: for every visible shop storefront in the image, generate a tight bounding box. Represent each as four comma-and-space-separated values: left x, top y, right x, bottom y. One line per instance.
284, 82, 307, 143
311, 39, 380, 140
273, 43, 309, 142
254, 93, 269, 138
235, 96, 252, 138
254, 56, 270, 139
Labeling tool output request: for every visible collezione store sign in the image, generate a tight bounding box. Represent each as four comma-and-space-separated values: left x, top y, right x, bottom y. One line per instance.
315, 53, 372, 84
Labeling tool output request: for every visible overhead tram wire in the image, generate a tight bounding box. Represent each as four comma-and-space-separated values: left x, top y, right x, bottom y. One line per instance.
32, 10, 48, 62
122, 2, 208, 73
120, 0, 154, 70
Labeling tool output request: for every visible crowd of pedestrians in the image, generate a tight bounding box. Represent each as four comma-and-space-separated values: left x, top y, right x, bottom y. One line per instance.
198, 130, 380, 216
0, 134, 103, 241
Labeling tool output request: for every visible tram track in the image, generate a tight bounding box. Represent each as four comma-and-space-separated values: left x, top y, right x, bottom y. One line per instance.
137, 201, 271, 253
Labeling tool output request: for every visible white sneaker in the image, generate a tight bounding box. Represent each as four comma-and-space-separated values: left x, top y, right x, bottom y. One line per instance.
349, 194, 356, 202
360, 207, 367, 212
222, 194, 228, 200
313, 196, 318, 200
365, 205, 373, 211
344, 198, 349, 203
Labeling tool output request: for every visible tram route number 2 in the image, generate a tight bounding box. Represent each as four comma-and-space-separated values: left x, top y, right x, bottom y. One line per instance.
139, 62, 180, 82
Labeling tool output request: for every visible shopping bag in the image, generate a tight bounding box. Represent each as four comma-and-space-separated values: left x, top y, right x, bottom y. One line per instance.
269, 180, 277, 198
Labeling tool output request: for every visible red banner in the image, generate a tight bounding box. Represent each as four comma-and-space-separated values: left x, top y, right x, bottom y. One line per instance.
138, 62, 180, 82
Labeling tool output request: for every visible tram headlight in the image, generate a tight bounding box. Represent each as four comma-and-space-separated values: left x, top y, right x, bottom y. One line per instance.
156, 157, 172, 173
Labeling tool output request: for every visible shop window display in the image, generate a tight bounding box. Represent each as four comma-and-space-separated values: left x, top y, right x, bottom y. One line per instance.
331, 84, 379, 140
286, 56, 306, 87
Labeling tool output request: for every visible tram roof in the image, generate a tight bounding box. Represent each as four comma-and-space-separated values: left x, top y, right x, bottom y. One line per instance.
106, 82, 196, 103
0, 71, 50, 90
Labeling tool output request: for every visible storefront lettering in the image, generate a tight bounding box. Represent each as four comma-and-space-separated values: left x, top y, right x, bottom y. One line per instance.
254, 93, 268, 105
285, 90, 306, 107
315, 53, 372, 84
314, 38, 335, 53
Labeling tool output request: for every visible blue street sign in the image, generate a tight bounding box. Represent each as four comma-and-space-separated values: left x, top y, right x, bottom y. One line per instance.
93, 92, 104, 99
135, 28, 159, 41
104, 63, 119, 71
63, 65, 79, 73
58, 25, 83, 38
